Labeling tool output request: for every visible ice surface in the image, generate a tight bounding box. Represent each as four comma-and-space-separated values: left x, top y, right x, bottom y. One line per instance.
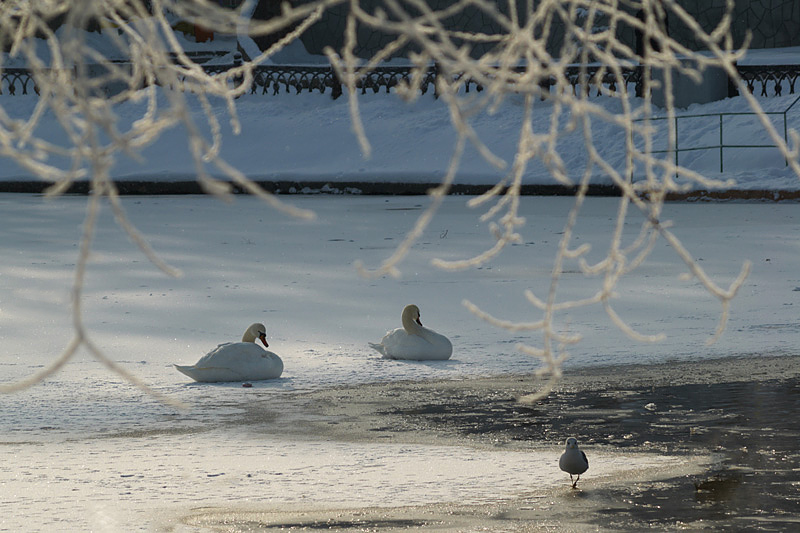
2, 428, 687, 531
0, 192, 796, 533
1, 194, 798, 436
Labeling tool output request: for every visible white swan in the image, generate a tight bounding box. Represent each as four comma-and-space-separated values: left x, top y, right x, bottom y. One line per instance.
175, 323, 283, 382
369, 304, 452, 361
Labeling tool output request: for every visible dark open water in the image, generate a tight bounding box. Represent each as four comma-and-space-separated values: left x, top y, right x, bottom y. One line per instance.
388, 375, 800, 530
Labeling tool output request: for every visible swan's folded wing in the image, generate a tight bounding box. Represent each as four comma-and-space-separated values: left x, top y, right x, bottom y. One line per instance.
174, 364, 246, 383
368, 342, 388, 357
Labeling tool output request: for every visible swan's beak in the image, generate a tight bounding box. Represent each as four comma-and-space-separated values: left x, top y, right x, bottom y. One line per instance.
259, 333, 269, 348
416, 317, 423, 326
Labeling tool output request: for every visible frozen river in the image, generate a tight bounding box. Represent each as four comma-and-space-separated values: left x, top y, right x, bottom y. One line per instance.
2, 194, 798, 434
1, 194, 798, 530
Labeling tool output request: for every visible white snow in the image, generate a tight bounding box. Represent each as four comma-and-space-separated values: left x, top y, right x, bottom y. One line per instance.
738, 46, 800, 65
1, 88, 799, 191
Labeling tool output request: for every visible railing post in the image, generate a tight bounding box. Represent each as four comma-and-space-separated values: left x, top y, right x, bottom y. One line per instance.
719, 114, 724, 173
674, 115, 679, 177
784, 110, 789, 167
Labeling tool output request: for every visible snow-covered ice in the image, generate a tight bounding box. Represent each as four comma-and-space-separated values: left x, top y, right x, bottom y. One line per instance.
3, 427, 687, 531
0, 192, 796, 525
3, 194, 798, 436
4, 193, 797, 529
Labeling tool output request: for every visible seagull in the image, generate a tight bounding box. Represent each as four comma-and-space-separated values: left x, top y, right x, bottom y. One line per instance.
559, 437, 589, 488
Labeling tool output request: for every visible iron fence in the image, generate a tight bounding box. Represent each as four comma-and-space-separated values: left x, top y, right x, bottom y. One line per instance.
737, 64, 800, 97
636, 94, 800, 173
202, 63, 440, 98
2, 63, 797, 99
204, 63, 644, 98
0, 68, 39, 95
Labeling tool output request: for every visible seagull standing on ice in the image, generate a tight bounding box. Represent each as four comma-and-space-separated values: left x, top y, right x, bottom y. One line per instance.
559, 437, 589, 488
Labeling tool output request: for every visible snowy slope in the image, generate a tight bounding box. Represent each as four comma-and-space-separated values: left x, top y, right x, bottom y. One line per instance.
1, 88, 798, 192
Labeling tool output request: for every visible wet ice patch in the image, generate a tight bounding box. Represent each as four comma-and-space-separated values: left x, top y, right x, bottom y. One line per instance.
1, 430, 688, 531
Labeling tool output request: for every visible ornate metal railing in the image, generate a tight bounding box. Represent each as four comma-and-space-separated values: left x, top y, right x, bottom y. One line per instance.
203, 62, 641, 98
202, 63, 440, 98
0, 68, 39, 95
737, 65, 800, 97
2, 62, 798, 99
559, 66, 644, 96
202, 63, 800, 99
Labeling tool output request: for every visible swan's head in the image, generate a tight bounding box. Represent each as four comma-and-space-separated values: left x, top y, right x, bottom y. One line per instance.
401, 304, 423, 332
243, 322, 269, 347
565, 437, 579, 450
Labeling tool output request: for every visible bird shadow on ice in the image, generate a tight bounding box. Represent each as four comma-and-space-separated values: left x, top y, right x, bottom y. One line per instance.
372, 358, 466, 378
560, 487, 591, 499
417, 359, 461, 369
178, 376, 295, 391
377, 358, 462, 369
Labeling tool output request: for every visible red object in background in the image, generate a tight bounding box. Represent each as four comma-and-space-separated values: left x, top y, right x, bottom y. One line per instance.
195, 25, 214, 42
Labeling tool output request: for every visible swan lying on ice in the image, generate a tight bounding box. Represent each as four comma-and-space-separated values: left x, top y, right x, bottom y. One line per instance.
369, 304, 452, 361
175, 323, 283, 382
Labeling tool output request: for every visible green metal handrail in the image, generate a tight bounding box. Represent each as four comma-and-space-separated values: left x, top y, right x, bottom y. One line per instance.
638, 94, 800, 173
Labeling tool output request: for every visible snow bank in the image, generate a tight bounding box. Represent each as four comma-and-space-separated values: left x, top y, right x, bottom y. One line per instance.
1, 88, 798, 192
